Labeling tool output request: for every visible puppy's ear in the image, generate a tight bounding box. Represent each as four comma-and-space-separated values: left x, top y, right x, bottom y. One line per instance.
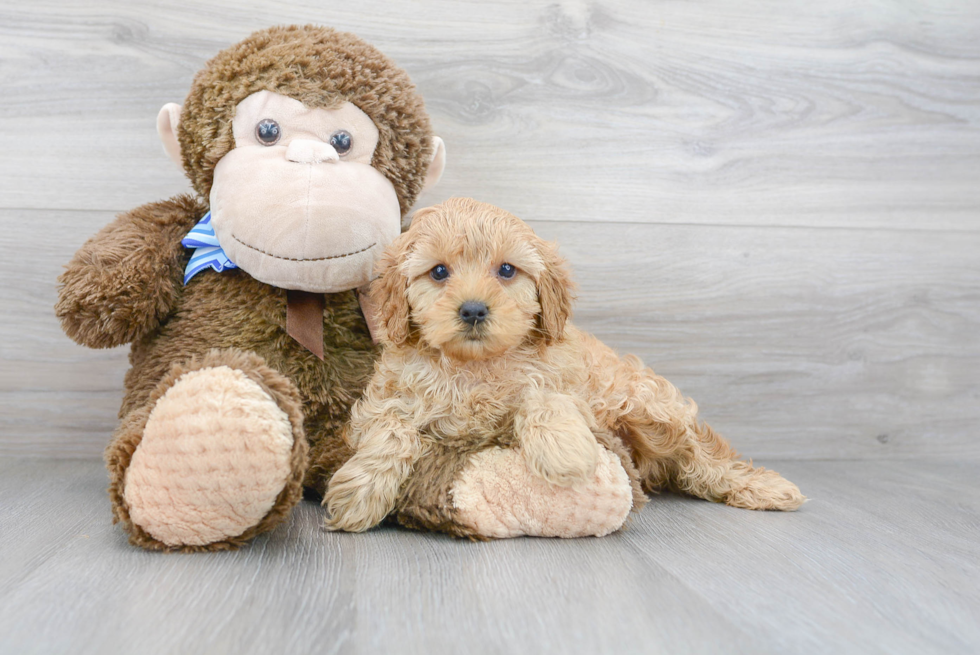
535, 239, 575, 344
372, 208, 437, 346
371, 235, 414, 347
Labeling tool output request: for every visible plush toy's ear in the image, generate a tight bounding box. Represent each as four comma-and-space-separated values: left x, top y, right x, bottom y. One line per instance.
156, 103, 183, 168
422, 136, 446, 190
535, 239, 575, 345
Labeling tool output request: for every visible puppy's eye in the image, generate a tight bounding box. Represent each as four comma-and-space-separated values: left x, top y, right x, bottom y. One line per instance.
330, 130, 353, 155
255, 119, 281, 145
430, 264, 450, 282
498, 263, 516, 279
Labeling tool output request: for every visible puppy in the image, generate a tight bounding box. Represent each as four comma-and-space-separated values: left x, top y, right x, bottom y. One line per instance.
325, 198, 805, 533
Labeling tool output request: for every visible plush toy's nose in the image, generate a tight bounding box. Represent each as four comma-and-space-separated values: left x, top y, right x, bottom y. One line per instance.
285, 139, 340, 164
459, 301, 489, 326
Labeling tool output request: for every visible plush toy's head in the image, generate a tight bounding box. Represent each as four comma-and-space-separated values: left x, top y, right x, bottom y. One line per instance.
158, 25, 446, 293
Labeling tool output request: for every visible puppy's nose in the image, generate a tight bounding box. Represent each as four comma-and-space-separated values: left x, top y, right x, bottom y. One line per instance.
459, 301, 489, 326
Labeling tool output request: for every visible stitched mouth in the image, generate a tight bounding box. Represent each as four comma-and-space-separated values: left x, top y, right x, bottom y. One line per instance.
230, 234, 376, 262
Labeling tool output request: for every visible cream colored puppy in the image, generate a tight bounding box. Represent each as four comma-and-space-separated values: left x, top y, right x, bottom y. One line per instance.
325, 198, 805, 533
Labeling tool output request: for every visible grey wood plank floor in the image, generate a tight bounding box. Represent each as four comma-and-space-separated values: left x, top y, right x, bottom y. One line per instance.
1, 458, 977, 655
4, 1, 980, 232
5, 208, 979, 460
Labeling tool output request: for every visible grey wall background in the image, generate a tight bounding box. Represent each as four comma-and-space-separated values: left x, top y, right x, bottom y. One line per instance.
1, 0, 977, 459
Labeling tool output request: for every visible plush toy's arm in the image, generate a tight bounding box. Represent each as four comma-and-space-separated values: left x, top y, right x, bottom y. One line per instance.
56, 195, 205, 349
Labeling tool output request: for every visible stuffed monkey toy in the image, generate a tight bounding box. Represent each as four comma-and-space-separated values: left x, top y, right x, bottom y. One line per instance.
57, 25, 645, 551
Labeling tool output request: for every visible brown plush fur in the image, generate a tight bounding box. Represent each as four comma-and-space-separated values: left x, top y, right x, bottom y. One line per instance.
324, 198, 805, 535
66, 196, 380, 550
55, 26, 436, 551
178, 25, 434, 215
55, 195, 203, 349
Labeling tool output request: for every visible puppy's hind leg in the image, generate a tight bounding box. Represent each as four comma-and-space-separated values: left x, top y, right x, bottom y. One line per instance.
655, 417, 805, 511
596, 352, 805, 511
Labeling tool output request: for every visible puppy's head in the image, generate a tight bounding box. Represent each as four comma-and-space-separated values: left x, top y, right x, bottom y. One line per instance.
372, 198, 574, 361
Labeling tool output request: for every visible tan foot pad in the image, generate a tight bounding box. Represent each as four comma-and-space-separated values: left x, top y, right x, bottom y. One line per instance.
124, 366, 294, 547
451, 447, 633, 539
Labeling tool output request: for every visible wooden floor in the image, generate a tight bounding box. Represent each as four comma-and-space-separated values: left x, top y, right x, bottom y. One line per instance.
1, 457, 977, 654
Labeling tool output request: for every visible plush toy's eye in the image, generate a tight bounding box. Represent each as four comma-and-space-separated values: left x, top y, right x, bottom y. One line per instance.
255, 119, 281, 145
430, 264, 450, 282
330, 130, 353, 155
498, 263, 516, 279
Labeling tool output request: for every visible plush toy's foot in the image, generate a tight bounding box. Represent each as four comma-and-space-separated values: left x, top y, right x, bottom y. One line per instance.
107, 350, 308, 551
450, 447, 634, 538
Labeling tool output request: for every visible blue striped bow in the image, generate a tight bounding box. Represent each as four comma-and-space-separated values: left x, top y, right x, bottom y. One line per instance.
181, 211, 238, 284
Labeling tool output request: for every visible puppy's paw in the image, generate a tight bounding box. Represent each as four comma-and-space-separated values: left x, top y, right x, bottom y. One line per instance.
323, 463, 396, 532
521, 420, 601, 487
516, 391, 602, 487
725, 466, 807, 511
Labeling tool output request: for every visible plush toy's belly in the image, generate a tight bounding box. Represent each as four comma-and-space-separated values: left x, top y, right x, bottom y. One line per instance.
120, 269, 378, 426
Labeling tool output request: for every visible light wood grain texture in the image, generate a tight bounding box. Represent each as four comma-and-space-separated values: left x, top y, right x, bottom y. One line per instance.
0, 458, 977, 654
1, 1, 978, 229
2, 208, 977, 459
1, 0, 979, 460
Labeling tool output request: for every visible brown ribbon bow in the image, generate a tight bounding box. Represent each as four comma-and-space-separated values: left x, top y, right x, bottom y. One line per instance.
286, 286, 381, 359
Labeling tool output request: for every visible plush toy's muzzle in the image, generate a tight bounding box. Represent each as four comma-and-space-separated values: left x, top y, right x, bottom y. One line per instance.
203, 89, 403, 293
210, 149, 401, 293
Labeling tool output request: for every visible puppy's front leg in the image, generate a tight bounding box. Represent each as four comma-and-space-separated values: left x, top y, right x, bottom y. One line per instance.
324, 406, 421, 533
516, 388, 601, 487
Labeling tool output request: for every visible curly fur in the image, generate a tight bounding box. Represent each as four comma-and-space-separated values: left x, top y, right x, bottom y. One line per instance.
324, 198, 806, 534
